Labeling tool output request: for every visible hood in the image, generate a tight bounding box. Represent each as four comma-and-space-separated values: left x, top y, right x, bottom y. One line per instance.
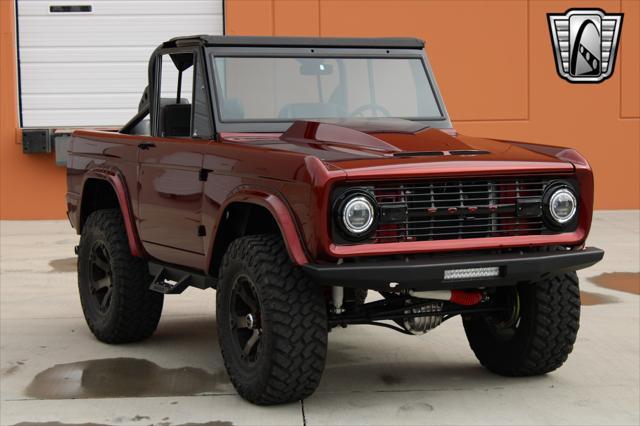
222, 119, 574, 176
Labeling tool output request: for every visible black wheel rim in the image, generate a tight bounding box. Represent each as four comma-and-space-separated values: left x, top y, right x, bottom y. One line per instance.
229, 274, 263, 365
89, 241, 114, 314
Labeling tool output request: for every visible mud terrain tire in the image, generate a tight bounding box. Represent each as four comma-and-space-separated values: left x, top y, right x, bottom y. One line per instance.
463, 273, 580, 376
217, 234, 328, 405
78, 209, 163, 343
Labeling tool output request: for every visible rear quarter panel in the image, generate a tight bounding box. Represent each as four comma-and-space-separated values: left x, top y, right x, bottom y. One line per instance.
67, 130, 141, 231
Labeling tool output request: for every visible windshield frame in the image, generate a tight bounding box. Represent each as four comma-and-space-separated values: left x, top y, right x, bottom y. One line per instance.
205, 46, 452, 133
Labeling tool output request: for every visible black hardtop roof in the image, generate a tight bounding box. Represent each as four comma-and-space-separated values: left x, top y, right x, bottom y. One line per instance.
163, 35, 424, 49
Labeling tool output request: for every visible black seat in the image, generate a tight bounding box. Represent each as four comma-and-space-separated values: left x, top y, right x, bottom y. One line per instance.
161, 103, 191, 137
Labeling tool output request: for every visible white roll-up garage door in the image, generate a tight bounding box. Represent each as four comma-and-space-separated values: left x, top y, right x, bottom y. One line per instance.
16, 0, 224, 128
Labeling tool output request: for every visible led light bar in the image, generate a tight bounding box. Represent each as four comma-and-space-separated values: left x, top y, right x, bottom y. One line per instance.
443, 266, 500, 281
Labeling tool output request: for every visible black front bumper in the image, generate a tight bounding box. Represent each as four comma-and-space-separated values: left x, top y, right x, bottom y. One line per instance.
302, 247, 604, 291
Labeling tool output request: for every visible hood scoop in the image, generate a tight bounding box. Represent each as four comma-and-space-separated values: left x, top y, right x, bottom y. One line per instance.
278, 120, 492, 159
393, 150, 490, 158
281, 120, 402, 153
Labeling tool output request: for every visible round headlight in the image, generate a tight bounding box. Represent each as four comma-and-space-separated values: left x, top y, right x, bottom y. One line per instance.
548, 188, 577, 224
342, 196, 375, 235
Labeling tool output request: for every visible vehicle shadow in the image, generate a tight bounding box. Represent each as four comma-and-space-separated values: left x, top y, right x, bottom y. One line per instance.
144, 315, 548, 396
30, 314, 550, 404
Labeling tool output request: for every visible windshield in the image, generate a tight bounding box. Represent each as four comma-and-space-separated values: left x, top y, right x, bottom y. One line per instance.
212, 56, 443, 122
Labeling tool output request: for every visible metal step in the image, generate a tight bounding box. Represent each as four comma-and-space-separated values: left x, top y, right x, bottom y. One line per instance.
148, 262, 217, 294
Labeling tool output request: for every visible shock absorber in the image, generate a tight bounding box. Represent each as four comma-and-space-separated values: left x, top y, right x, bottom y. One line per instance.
332, 286, 345, 314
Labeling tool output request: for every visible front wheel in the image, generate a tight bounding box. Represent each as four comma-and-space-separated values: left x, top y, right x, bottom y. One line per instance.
216, 234, 328, 405
463, 272, 580, 376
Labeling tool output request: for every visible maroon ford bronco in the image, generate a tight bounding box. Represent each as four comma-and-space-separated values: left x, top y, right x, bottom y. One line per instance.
67, 36, 604, 405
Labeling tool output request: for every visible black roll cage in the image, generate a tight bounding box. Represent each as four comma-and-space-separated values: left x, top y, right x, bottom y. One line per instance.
121, 35, 452, 138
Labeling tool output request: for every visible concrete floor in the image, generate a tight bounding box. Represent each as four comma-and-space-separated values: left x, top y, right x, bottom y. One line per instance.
1, 211, 638, 426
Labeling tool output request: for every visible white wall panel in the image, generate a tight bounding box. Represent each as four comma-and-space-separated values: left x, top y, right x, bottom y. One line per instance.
19, 16, 223, 47
23, 109, 139, 128
17, 0, 224, 127
21, 63, 147, 94
23, 93, 142, 109
19, 47, 152, 63
19, 0, 223, 16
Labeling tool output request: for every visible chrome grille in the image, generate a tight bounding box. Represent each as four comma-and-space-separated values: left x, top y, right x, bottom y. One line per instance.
372, 177, 550, 242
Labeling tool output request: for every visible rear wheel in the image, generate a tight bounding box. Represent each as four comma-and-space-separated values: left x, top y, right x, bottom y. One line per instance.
463, 273, 580, 376
217, 234, 328, 405
78, 209, 163, 343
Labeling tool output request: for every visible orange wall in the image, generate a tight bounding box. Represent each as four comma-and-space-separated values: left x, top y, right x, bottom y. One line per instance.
227, 0, 640, 209
1, 1, 67, 219
1, 0, 639, 219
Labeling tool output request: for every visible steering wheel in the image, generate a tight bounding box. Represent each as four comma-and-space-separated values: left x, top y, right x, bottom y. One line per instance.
349, 104, 392, 118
